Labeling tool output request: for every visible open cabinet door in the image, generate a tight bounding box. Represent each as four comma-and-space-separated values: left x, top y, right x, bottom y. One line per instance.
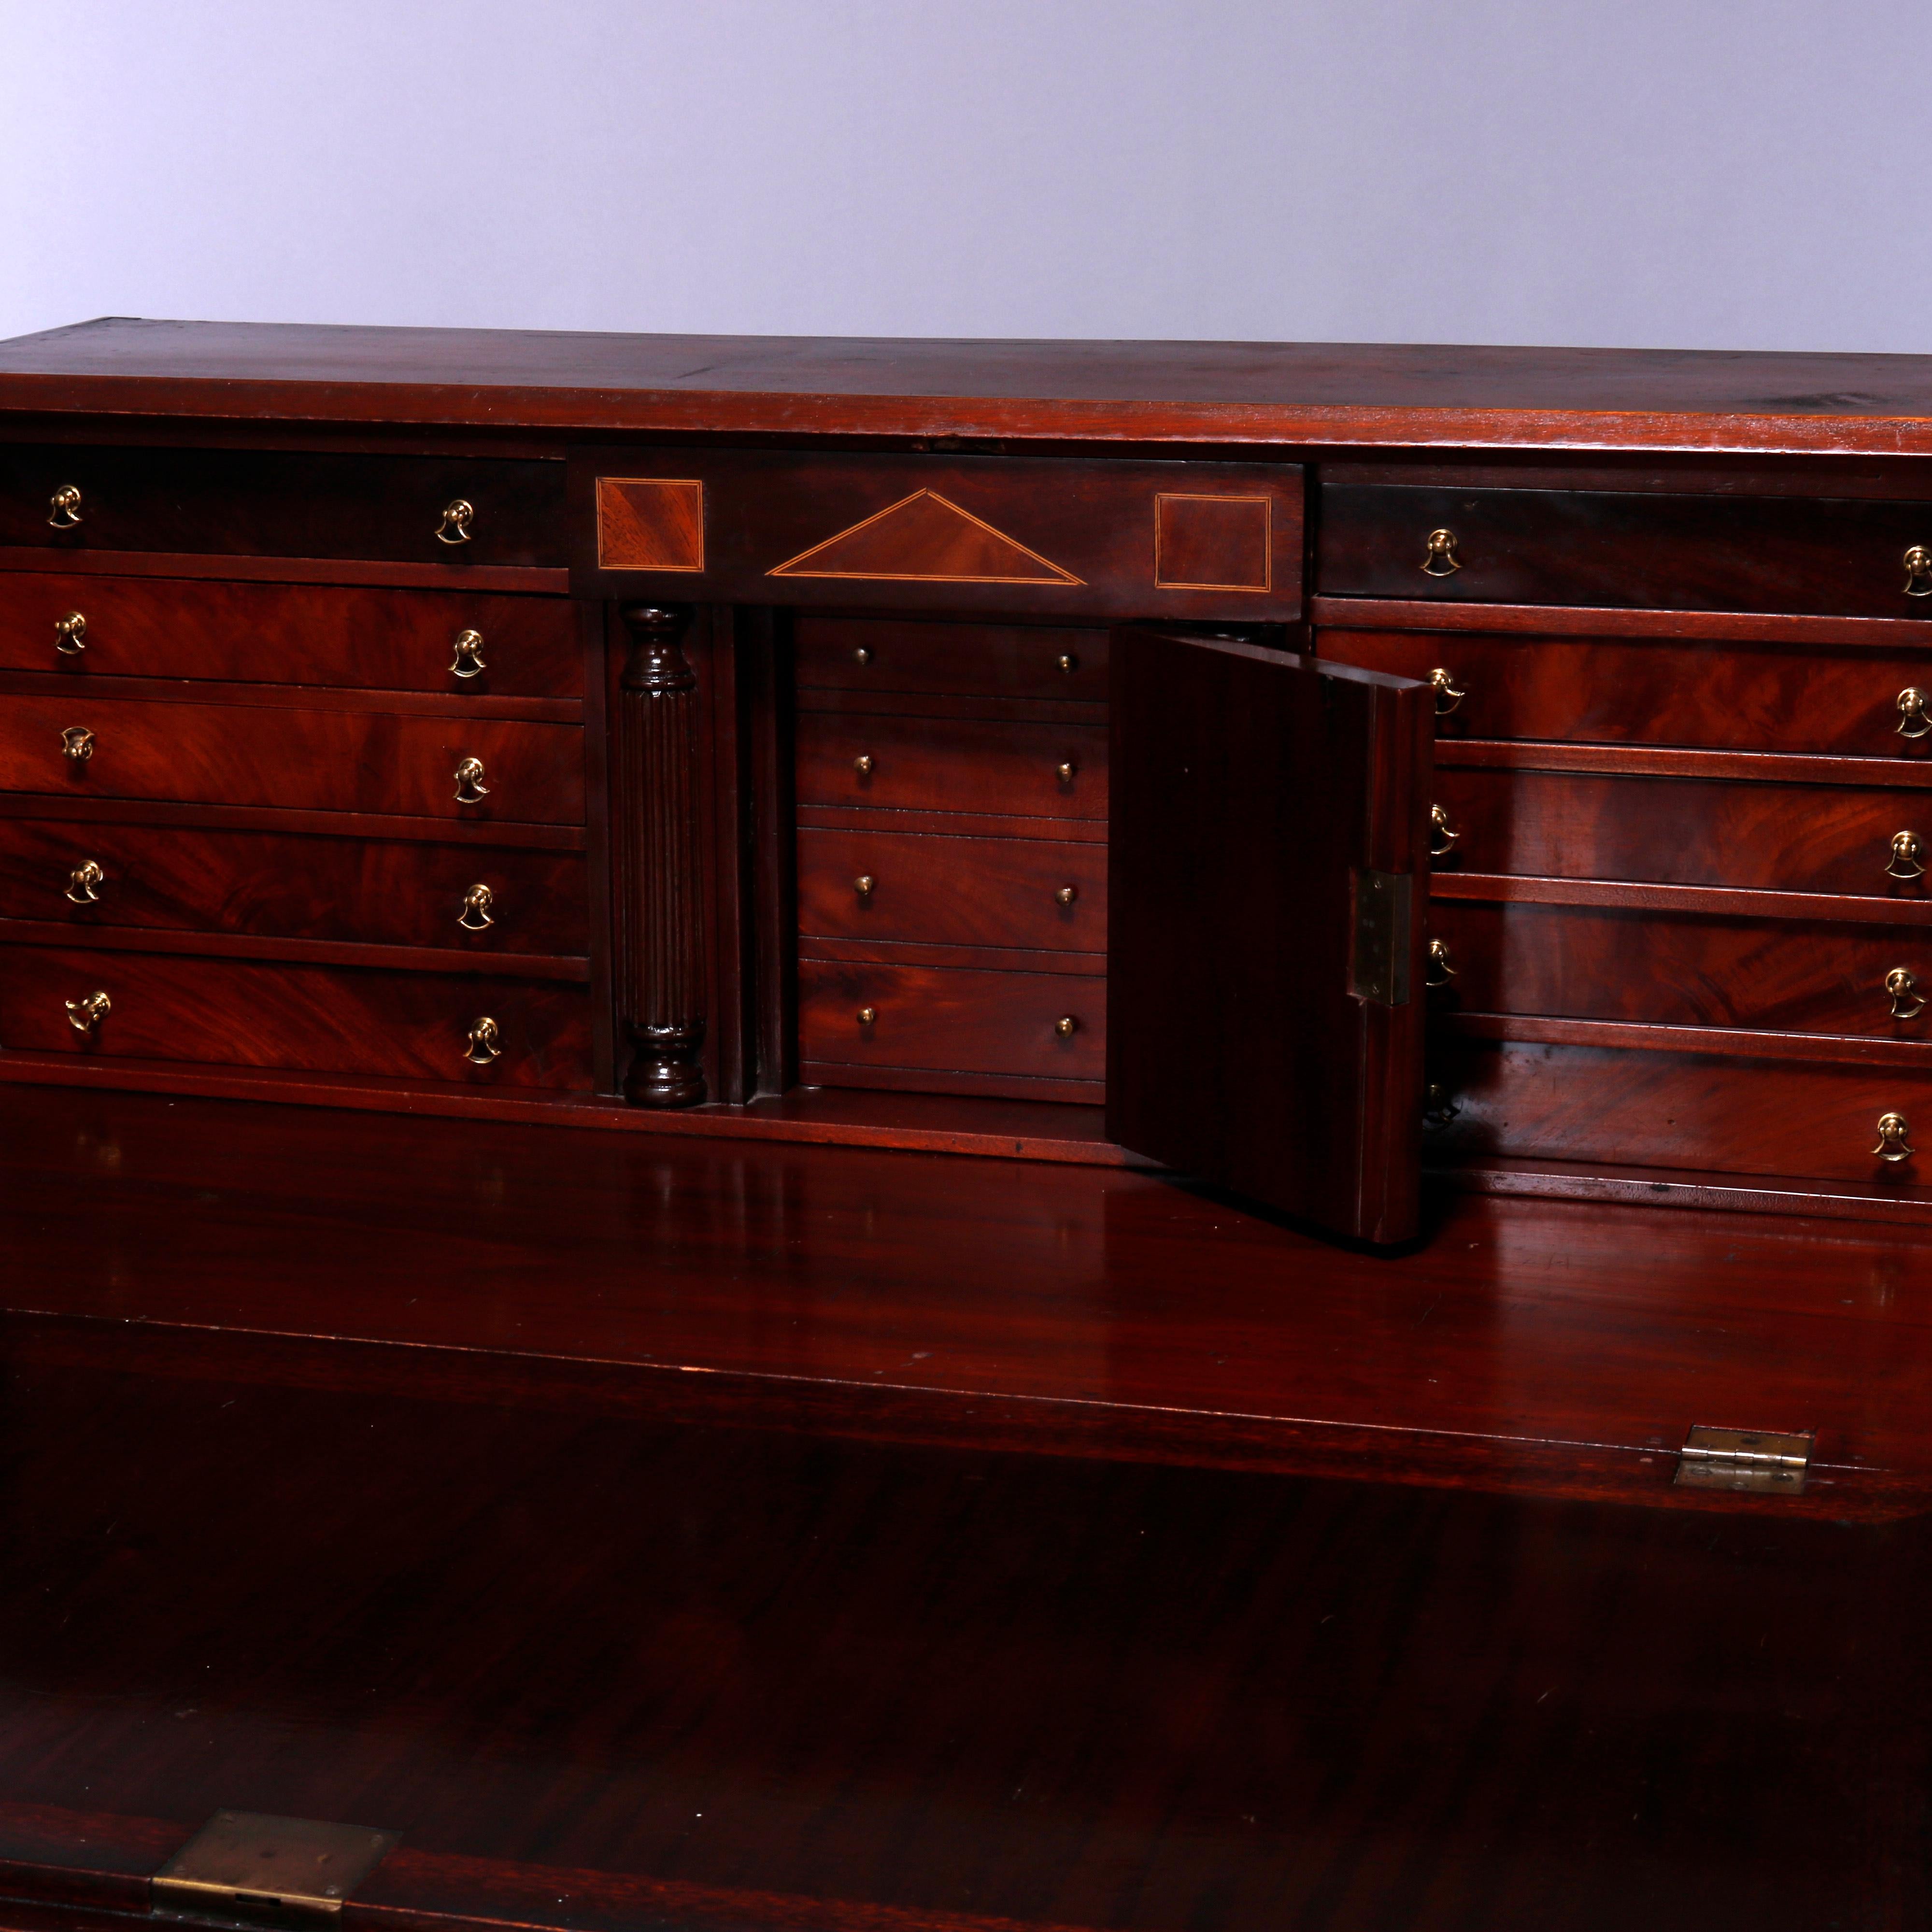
1107, 629, 1433, 1244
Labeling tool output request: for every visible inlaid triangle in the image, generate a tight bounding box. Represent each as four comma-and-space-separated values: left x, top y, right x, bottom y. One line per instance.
768, 490, 1083, 584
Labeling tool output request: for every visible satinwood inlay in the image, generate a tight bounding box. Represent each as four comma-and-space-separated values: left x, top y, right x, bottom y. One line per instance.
769, 489, 1083, 585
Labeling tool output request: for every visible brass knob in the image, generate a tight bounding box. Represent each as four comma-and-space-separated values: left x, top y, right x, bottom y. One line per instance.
856, 1006, 877, 1026
65, 859, 104, 906
853, 645, 872, 666
1054, 884, 1078, 906
46, 485, 83, 530
54, 611, 86, 656
1428, 666, 1466, 715
1055, 1015, 1080, 1037
1422, 528, 1461, 577
65, 990, 110, 1035
1904, 546, 1932, 597
458, 883, 495, 931
1887, 830, 1924, 880
853, 874, 876, 899
1874, 1111, 1916, 1162
1899, 688, 1932, 739
1423, 1082, 1461, 1128
454, 756, 490, 804
465, 1016, 502, 1065
436, 498, 474, 545
1057, 652, 1080, 674
1429, 803, 1460, 856
60, 725, 94, 764
1425, 938, 1457, 986
853, 753, 874, 779
1886, 967, 1925, 1021
450, 629, 486, 678
1056, 760, 1078, 784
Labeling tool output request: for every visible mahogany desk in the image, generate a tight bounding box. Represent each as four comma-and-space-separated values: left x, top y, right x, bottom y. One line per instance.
2, 322, 1932, 1928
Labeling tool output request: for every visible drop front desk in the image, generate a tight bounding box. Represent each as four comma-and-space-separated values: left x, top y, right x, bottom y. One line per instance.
0, 320, 1930, 1929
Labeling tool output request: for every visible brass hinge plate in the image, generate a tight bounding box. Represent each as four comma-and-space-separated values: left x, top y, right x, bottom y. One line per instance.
153, 1813, 399, 1924
1350, 868, 1414, 1006
1675, 1425, 1814, 1495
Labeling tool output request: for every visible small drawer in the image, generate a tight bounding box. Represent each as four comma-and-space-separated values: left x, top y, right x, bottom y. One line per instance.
4, 446, 566, 566
0, 693, 584, 825
0, 818, 588, 956
795, 617, 1109, 702
1320, 482, 1932, 618
1432, 767, 1932, 898
795, 712, 1108, 820
0, 574, 581, 696
1428, 899, 1932, 1039
798, 959, 1105, 1094
797, 827, 1106, 952
1321, 627, 1932, 757
0, 944, 592, 1088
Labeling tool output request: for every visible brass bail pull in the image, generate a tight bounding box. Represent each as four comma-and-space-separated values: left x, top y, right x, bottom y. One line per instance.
60, 725, 95, 764
1899, 688, 1932, 739
450, 629, 486, 677
454, 756, 490, 804
1886, 967, 1926, 1021
458, 883, 495, 931
1428, 667, 1465, 715
1904, 545, 1932, 597
47, 484, 83, 529
1429, 802, 1460, 856
54, 611, 87, 656
65, 989, 111, 1034
65, 859, 105, 906
1887, 830, 1925, 880
1421, 528, 1461, 576
1425, 938, 1457, 987
437, 498, 475, 545
1874, 1111, 1916, 1162
464, 1016, 502, 1065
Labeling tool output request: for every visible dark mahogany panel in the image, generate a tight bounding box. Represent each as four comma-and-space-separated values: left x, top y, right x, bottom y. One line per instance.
0, 817, 588, 955
0, 572, 581, 695
1320, 481, 1932, 617
0, 943, 591, 1087
796, 615, 1111, 702
0, 691, 584, 824
1321, 624, 1932, 757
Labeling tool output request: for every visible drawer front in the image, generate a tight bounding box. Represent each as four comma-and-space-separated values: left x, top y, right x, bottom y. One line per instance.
0, 819, 588, 955
1428, 1038, 1932, 1185
0, 944, 591, 1087
1321, 627, 1932, 758
796, 712, 1108, 820
0, 694, 584, 824
1430, 899, 1932, 1039
4, 447, 566, 566
796, 617, 1110, 702
1320, 483, 1932, 618
0, 574, 581, 696
1434, 767, 1932, 897
579, 449, 1305, 621
797, 827, 1106, 952
798, 960, 1105, 1085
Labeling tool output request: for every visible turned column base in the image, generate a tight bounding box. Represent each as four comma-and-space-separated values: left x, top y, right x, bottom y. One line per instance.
624, 1023, 706, 1108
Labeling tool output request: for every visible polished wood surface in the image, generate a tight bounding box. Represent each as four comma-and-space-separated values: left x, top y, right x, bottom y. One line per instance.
796, 616, 1111, 702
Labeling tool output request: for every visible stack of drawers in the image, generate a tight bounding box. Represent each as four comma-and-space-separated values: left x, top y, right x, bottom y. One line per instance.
791, 616, 1109, 1101
1318, 475, 1932, 1186
0, 445, 595, 1094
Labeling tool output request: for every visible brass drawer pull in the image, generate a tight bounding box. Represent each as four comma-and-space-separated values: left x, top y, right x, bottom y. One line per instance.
856, 1006, 877, 1026
1421, 528, 1461, 576
66, 859, 105, 905
464, 1016, 502, 1065
853, 874, 876, 900
1905, 546, 1932, 597
458, 883, 495, 930
65, 989, 110, 1034
1056, 760, 1078, 785
60, 725, 95, 763
47, 485, 83, 529
454, 756, 490, 804
1054, 884, 1078, 906
1425, 938, 1457, 986
1428, 667, 1465, 715
1874, 1111, 1915, 1162
436, 498, 474, 545
1887, 830, 1924, 880
1429, 803, 1459, 856
1886, 967, 1925, 1021
1055, 1014, 1080, 1038
853, 645, 872, 666
853, 753, 874, 779
54, 611, 87, 656
450, 629, 486, 678
1899, 688, 1932, 739
1057, 652, 1080, 674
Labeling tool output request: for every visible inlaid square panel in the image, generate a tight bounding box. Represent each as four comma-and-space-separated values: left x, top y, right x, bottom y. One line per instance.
597, 478, 705, 572
1154, 493, 1271, 592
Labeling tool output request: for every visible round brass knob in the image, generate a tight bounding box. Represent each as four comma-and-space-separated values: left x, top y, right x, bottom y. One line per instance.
1874, 1111, 1916, 1162
1055, 1015, 1079, 1037
458, 883, 495, 931
1429, 803, 1460, 856
60, 725, 94, 764
856, 1006, 877, 1026
1057, 653, 1080, 674
436, 498, 475, 545
853, 874, 876, 899
65, 859, 104, 906
54, 611, 86, 656
1426, 938, 1457, 986
854, 646, 872, 666
1054, 884, 1078, 906
454, 756, 490, 804
450, 629, 486, 678
1056, 760, 1078, 784
1422, 528, 1461, 577
1887, 830, 1924, 880
1904, 546, 1932, 597
1886, 967, 1925, 1021
65, 989, 110, 1034
46, 485, 82, 530
853, 753, 874, 779
1428, 666, 1465, 715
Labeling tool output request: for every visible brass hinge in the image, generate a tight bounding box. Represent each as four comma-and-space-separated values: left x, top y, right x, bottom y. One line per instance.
1675, 1425, 1813, 1495
1350, 868, 1414, 1006
153, 1813, 399, 1925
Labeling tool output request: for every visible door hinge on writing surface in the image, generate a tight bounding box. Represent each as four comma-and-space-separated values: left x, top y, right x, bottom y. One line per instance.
1350, 868, 1414, 1006
1675, 1426, 1813, 1495
152, 1813, 399, 1925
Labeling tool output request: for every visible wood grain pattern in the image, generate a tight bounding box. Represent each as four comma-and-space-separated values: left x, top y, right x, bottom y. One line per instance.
795, 616, 1110, 703
795, 712, 1108, 820
595, 476, 704, 570
0, 572, 580, 695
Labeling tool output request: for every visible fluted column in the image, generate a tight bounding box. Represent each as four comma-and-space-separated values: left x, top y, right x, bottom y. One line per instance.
615, 603, 706, 1107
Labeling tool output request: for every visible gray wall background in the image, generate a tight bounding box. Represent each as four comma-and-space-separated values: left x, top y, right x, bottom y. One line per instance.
2, 0, 1924, 353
